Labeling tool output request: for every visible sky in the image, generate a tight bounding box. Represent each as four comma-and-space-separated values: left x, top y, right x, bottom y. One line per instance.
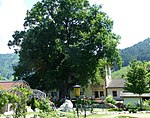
0, 0, 150, 54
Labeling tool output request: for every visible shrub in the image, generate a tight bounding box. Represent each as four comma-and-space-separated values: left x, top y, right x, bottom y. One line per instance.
0, 91, 9, 113
126, 103, 138, 113
128, 108, 138, 113
143, 100, 150, 106
38, 98, 53, 112
142, 100, 150, 111
126, 103, 132, 109
104, 95, 116, 105
33, 97, 59, 118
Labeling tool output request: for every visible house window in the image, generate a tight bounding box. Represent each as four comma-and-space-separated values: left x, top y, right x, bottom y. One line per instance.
94, 91, 99, 98
112, 91, 117, 97
100, 91, 104, 97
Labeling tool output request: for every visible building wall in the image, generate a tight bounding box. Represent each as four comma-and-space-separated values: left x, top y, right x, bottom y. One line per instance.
107, 88, 124, 98
70, 85, 124, 99
70, 84, 106, 99
84, 84, 93, 98
124, 98, 141, 106
92, 87, 106, 98
49, 65, 125, 99
47, 86, 124, 100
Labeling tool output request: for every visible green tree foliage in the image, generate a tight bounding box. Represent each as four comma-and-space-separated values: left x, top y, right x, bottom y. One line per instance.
29, 97, 57, 118
30, 97, 40, 111
0, 76, 2, 80
0, 87, 56, 117
0, 91, 9, 112
8, 87, 32, 118
0, 88, 31, 117
125, 60, 150, 109
145, 61, 150, 88
8, 0, 121, 97
125, 60, 149, 94
93, 59, 107, 84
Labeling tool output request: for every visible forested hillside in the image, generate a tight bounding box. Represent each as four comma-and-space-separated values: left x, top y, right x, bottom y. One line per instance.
121, 38, 150, 66
0, 53, 19, 80
112, 38, 150, 79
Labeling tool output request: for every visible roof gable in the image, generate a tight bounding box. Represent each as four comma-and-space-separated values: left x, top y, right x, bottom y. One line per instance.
107, 79, 125, 88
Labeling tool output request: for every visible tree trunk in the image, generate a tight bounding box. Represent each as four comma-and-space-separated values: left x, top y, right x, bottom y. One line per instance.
59, 80, 70, 99
139, 94, 142, 110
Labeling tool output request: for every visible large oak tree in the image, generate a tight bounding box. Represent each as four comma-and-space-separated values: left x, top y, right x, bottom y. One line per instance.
8, 0, 121, 97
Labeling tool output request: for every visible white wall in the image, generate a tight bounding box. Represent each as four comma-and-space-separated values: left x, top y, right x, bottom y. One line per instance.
84, 85, 93, 97
107, 88, 123, 98
124, 98, 141, 106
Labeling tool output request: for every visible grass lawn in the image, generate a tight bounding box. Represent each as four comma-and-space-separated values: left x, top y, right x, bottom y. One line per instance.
1, 109, 150, 118
58, 109, 150, 118
84, 113, 150, 118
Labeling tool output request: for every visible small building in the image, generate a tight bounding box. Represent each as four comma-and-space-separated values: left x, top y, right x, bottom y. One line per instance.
120, 92, 150, 106
70, 65, 126, 100
77, 78, 125, 100
80, 65, 125, 100
107, 79, 125, 101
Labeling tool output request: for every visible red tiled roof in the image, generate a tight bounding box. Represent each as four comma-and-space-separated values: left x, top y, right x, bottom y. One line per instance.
0, 81, 15, 90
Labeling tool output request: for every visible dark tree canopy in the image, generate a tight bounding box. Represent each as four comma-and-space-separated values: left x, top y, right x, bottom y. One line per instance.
8, 0, 121, 96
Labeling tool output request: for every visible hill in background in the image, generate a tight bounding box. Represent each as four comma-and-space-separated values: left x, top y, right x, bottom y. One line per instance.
112, 66, 128, 79
112, 38, 150, 79
121, 38, 150, 67
0, 53, 19, 80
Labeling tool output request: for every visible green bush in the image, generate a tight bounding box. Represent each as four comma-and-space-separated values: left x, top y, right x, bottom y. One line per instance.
0, 91, 9, 112
128, 108, 138, 113
143, 100, 150, 106
142, 100, 150, 111
37, 98, 53, 112
126, 103, 132, 109
104, 95, 116, 105
126, 103, 138, 113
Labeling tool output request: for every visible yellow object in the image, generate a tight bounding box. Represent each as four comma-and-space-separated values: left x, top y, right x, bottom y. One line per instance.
73, 85, 81, 97
74, 87, 80, 97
